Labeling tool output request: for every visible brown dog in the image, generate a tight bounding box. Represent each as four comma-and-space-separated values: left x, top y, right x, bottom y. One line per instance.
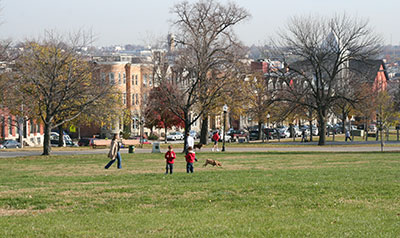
193, 143, 203, 150
203, 159, 222, 167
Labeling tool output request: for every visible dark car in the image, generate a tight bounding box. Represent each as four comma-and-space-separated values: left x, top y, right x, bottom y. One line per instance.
0, 139, 21, 149
263, 128, 279, 139
249, 130, 267, 140
78, 138, 95, 147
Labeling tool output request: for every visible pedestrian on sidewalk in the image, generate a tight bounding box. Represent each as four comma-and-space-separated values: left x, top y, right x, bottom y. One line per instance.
301, 130, 307, 143
212, 131, 220, 151
345, 130, 352, 142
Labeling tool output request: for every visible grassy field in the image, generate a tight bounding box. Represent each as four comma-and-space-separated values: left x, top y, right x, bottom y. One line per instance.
0, 151, 399, 237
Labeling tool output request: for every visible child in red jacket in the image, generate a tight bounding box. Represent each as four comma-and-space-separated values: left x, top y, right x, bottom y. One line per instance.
185, 146, 197, 173
165, 145, 176, 174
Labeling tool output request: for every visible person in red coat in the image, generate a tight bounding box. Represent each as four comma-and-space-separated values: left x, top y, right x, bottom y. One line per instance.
185, 146, 197, 173
164, 145, 176, 174
212, 131, 220, 152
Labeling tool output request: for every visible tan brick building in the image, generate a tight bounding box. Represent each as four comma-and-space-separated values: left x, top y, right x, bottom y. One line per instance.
96, 61, 153, 138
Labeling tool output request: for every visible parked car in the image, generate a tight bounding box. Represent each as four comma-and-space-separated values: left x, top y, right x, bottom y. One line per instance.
218, 133, 232, 142
333, 123, 344, 134
310, 125, 319, 136
0, 139, 21, 149
50, 132, 78, 147
249, 130, 260, 140
189, 130, 199, 139
249, 130, 268, 140
166, 132, 184, 141
263, 128, 279, 139
293, 126, 302, 137
278, 128, 290, 138
130, 136, 152, 144
78, 138, 95, 147
228, 129, 248, 142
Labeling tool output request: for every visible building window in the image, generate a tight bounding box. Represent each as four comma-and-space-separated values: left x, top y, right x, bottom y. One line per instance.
149, 75, 153, 87
8, 116, 12, 135
132, 94, 135, 104
132, 75, 135, 85
135, 75, 138, 85
109, 72, 115, 84
118, 72, 122, 84
30, 119, 34, 134
123, 93, 126, 105
136, 93, 139, 105
123, 73, 126, 84
143, 74, 147, 87
101, 72, 106, 82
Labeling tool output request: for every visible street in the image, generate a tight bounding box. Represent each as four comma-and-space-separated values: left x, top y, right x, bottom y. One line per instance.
1, 140, 400, 158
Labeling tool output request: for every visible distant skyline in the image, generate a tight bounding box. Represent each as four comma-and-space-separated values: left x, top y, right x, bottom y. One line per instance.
1, 0, 399, 47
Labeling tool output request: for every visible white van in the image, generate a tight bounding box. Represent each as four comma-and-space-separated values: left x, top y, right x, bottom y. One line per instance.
50, 132, 76, 147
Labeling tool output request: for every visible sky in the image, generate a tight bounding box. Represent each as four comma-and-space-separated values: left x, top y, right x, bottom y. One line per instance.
1, 0, 399, 47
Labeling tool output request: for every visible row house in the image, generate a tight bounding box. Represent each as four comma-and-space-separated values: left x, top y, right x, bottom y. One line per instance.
0, 62, 44, 146
90, 59, 154, 138
0, 108, 44, 146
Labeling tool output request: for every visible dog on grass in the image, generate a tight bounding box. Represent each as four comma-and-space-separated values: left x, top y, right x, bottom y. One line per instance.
203, 159, 222, 167
193, 143, 203, 150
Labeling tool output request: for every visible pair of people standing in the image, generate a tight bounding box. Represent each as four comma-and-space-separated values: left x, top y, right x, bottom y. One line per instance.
164, 145, 197, 174
105, 134, 122, 169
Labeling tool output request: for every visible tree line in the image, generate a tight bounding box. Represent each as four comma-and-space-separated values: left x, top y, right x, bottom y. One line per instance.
1, 0, 396, 155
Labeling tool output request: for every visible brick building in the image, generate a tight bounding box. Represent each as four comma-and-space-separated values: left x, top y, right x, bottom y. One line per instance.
0, 108, 44, 146
83, 59, 154, 138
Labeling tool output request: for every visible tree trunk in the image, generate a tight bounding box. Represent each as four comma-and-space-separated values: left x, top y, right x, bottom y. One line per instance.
308, 119, 313, 142
200, 116, 208, 145
257, 121, 262, 140
164, 127, 168, 144
42, 122, 51, 155
342, 110, 346, 135
183, 111, 190, 153
317, 109, 327, 146
58, 125, 64, 147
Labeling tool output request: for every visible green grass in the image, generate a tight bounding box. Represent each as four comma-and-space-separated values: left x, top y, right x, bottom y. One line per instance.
0, 151, 399, 237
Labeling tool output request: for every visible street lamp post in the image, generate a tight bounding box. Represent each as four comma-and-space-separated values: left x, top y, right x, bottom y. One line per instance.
222, 104, 228, 152
140, 116, 144, 148
266, 113, 270, 143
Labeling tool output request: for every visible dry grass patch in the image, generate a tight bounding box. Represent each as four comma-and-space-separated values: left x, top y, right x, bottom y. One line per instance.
0, 207, 53, 217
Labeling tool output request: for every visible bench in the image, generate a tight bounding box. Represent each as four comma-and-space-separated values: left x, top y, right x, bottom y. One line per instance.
91, 139, 110, 148
91, 139, 140, 149
121, 139, 140, 147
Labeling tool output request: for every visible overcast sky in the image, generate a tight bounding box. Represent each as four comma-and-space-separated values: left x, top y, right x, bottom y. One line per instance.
1, 0, 399, 47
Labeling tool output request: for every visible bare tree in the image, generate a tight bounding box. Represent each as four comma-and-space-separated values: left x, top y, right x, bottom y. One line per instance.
7, 31, 117, 155
273, 14, 381, 145
163, 0, 250, 151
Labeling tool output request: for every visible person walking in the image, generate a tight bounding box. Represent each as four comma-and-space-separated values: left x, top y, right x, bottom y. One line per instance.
105, 134, 122, 169
186, 132, 194, 154
185, 146, 197, 173
301, 129, 307, 143
345, 130, 352, 142
164, 145, 176, 174
212, 131, 220, 152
